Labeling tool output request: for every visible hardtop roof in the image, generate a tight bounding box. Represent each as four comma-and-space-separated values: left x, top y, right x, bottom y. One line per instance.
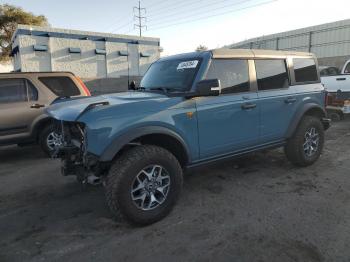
211, 48, 314, 59
159, 48, 314, 62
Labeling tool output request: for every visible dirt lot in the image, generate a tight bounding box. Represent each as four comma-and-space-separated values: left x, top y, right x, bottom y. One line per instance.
1, 120, 350, 262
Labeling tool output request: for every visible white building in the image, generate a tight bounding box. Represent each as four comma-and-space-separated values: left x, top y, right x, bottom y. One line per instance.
230, 19, 350, 69
0, 61, 13, 73
11, 25, 161, 94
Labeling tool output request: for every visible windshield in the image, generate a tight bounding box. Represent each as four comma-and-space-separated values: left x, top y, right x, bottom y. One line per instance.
140, 58, 201, 92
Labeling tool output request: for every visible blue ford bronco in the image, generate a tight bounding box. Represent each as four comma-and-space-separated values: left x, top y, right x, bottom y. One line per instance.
47, 48, 330, 225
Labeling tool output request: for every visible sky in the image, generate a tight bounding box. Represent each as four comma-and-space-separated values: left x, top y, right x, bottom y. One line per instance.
3, 0, 350, 56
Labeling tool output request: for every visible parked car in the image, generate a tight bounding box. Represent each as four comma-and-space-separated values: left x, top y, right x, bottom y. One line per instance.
0, 72, 90, 155
321, 60, 350, 120
47, 49, 330, 225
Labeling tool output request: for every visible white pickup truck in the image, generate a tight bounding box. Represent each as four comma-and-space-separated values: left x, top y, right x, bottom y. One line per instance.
321, 60, 350, 92
321, 60, 350, 120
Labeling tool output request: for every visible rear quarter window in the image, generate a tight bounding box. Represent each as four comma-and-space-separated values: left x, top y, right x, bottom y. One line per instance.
39, 76, 80, 97
293, 58, 319, 83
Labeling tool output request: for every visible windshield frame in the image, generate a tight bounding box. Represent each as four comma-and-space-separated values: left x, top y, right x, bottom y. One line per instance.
140, 57, 204, 93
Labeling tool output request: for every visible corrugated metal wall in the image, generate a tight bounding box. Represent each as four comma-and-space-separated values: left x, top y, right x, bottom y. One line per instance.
230, 19, 350, 58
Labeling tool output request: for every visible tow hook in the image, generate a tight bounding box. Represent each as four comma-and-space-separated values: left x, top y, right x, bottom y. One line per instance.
85, 175, 102, 186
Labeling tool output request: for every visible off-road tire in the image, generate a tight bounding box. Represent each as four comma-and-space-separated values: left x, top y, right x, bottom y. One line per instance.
39, 125, 56, 157
285, 116, 324, 167
105, 145, 183, 225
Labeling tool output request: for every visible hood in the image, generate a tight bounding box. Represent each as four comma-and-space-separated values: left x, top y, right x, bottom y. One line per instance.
46, 91, 167, 121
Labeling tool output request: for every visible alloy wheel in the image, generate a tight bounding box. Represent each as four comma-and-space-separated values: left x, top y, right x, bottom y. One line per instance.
46, 132, 63, 151
131, 165, 171, 211
303, 127, 319, 157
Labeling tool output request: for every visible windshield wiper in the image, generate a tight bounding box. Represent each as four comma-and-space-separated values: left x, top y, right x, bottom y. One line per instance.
149, 87, 171, 93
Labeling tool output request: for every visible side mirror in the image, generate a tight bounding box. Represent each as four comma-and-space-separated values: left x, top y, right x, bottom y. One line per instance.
195, 79, 221, 96
129, 80, 137, 90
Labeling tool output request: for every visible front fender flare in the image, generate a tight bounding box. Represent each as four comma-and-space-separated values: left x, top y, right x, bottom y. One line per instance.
99, 126, 191, 162
286, 103, 326, 138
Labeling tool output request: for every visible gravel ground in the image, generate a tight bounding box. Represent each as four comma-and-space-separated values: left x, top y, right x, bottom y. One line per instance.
1, 119, 350, 262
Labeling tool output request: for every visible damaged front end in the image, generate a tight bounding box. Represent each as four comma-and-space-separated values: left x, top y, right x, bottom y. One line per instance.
52, 120, 105, 185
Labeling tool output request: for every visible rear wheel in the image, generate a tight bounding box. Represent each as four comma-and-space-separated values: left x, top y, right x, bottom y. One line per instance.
39, 125, 63, 157
328, 111, 342, 122
105, 145, 183, 225
285, 116, 324, 167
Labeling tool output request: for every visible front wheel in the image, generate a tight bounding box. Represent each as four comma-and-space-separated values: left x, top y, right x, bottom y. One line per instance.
285, 116, 325, 167
105, 145, 183, 225
39, 125, 63, 157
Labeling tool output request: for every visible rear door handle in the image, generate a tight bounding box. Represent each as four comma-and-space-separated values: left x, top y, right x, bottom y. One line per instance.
241, 103, 256, 110
285, 97, 296, 104
30, 103, 45, 109
336, 78, 346, 81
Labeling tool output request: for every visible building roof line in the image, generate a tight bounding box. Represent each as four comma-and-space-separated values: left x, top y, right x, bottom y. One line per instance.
231, 18, 350, 47
11, 25, 160, 47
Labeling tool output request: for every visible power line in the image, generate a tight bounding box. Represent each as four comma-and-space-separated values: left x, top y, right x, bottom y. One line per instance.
105, 14, 132, 32
124, 27, 136, 35
110, 19, 134, 33
105, 1, 139, 33
148, 0, 255, 24
144, 0, 181, 13
133, 0, 147, 37
147, 0, 277, 32
146, 0, 199, 17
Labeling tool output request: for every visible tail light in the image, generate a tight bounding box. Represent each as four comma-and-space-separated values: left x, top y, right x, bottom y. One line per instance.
324, 91, 329, 107
76, 76, 91, 96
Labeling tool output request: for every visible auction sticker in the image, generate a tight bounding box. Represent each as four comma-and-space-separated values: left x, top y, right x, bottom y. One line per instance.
177, 60, 199, 70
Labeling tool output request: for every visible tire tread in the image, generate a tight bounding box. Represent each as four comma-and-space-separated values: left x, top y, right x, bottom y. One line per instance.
105, 145, 183, 225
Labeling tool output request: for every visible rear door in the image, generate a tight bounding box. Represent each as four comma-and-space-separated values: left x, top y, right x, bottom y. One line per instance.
195, 59, 260, 159
255, 59, 297, 143
0, 78, 40, 143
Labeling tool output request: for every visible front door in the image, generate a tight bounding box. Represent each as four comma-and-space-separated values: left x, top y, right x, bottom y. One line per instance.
195, 59, 260, 159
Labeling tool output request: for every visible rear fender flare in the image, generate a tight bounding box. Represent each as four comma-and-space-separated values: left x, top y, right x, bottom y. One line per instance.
286, 103, 326, 138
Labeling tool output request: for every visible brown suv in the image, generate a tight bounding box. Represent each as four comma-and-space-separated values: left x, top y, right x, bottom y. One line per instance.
0, 72, 90, 155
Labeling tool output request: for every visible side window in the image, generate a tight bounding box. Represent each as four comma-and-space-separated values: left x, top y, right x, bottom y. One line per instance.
255, 59, 289, 91
344, 62, 350, 74
39, 76, 80, 97
26, 80, 38, 101
206, 59, 250, 94
0, 79, 27, 103
293, 58, 319, 83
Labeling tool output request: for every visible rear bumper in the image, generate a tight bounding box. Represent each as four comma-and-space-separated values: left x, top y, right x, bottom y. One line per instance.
322, 118, 331, 130
327, 105, 350, 114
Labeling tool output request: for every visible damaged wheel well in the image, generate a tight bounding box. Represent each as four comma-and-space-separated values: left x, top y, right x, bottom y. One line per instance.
115, 134, 189, 168
304, 107, 325, 119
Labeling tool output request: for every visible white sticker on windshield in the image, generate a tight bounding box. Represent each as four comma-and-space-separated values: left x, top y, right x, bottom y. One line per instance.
177, 60, 199, 70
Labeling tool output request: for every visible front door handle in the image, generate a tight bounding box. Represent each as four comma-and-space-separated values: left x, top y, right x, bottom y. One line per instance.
336, 78, 346, 81
285, 97, 296, 104
30, 103, 45, 109
241, 103, 256, 110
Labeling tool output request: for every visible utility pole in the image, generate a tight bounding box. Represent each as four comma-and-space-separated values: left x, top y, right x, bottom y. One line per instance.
133, 0, 147, 37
